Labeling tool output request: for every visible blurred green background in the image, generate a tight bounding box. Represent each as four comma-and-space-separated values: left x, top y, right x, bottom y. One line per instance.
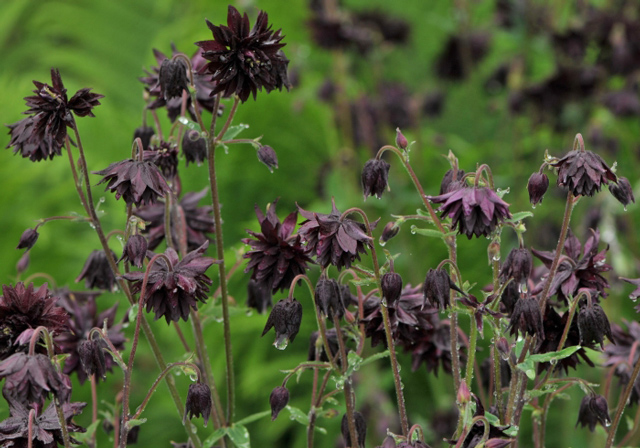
1, 0, 640, 447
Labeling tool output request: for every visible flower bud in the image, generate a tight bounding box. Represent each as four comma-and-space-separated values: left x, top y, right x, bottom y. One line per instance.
247, 279, 272, 314
496, 337, 511, 360
439, 168, 465, 194
269, 386, 289, 420
183, 382, 213, 427
527, 172, 549, 206
576, 394, 611, 431
380, 222, 400, 244
381, 272, 403, 305
181, 130, 207, 166
499, 248, 532, 284
257, 145, 279, 172
314, 276, 345, 318
159, 58, 189, 100
577, 302, 612, 348
609, 176, 635, 207
16, 228, 39, 251
262, 298, 303, 349
118, 234, 148, 268
341, 411, 367, 448
16, 252, 29, 274
457, 381, 471, 404
395, 128, 408, 149
508, 295, 544, 339
362, 159, 391, 199
78, 339, 107, 381
424, 268, 463, 310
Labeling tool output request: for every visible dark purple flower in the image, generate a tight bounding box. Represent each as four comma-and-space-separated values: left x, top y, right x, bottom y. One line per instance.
380, 221, 400, 244
361, 158, 391, 200
621, 277, 640, 301
439, 169, 466, 195
499, 247, 532, 285
134, 188, 215, 252
54, 290, 125, 384
577, 302, 612, 348
458, 293, 502, 336
144, 141, 179, 180
314, 275, 345, 318
159, 57, 189, 100
576, 394, 611, 431
508, 295, 544, 339
527, 172, 549, 205
532, 229, 611, 303
409, 320, 466, 376
196, 6, 290, 102
123, 242, 216, 323
609, 177, 635, 207
16, 228, 39, 251
381, 272, 403, 305
75, 250, 117, 291
94, 159, 170, 207
269, 386, 289, 421
0, 398, 86, 446
435, 32, 490, 80
243, 201, 312, 293
341, 411, 367, 448
428, 186, 511, 239
297, 199, 376, 270
0, 283, 68, 361
182, 130, 207, 166
0, 353, 68, 407
184, 382, 213, 427
308, 16, 374, 53
262, 298, 303, 349
424, 268, 463, 310
6, 68, 103, 162
247, 279, 272, 314
551, 149, 617, 197
118, 234, 148, 268
604, 320, 640, 405
257, 145, 278, 172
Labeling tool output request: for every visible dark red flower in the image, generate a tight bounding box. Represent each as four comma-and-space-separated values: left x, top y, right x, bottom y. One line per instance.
576, 394, 611, 431
499, 247, 533, 285
75, 250, 117, 291
297, 198, 376, 270
158, 57, 189, 101
551, 149, 616, 197
527, 172, 549, 205
428, 186, 511, 239
508, 295, 544, 339
0, 353, 68, 407
577, 302, 612, 348
94, 159, 171, 207
196, 6, 290, 102
123, 242, 216, 323
243, 201, 312, 293
0, 283, 68, 361
361, 159, 391, 200
134, 188, 216, 252
6, 68, 103, 162
184, 382, 213, 427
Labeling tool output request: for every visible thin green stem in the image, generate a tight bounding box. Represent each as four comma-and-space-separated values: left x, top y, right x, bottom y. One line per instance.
464, 317, 478, 388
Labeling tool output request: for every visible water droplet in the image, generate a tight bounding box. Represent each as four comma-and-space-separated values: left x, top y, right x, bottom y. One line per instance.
379, 240, 387, 247
531, 204, 537, 210
604, 419, 612, 427
189, 373, 198, 382
624, 206, 627, 212
549, 358, 557, 365
492, 254, 501, 261
274, 337, 289, 350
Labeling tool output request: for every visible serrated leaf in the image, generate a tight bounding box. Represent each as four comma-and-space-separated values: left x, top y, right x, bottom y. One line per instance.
227, 424, 250, 448
222, 123, 249, 140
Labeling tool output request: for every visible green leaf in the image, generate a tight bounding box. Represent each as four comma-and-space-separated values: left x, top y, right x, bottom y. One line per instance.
235, 410, 271, 426
227, 424, 251, 448
526, 345, 581, 364
506, 211, 534, 223
127, 418, 147, 429
222, 123, 249, 140
73, 419, 101, 444
203, 428, 228, 447
287, 405, 309, 426
410, 226, 454, 240
349, 277, 375, 287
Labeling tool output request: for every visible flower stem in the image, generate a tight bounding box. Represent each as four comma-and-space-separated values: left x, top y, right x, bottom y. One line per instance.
333, 315, 358, 448
606, 350, 640, 447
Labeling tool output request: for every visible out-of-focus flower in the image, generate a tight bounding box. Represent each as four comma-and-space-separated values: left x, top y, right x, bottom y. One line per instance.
609, 177, 635, 207
361, 159, 391, 200
196, 6, 290, 102
604, 320, 640, 404
246, 279, 272, 314
76, 250, 117, 291
16, 228, 39, 251
341, 411, 367, 448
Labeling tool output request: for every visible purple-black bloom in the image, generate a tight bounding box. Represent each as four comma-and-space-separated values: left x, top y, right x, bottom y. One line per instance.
499, 247, 532, 285
577, 302, 612, 348
262, 298, 303, 349
75, 250, 117, 291
257, 145, 278, 172
551, 149, 617, 197
0, 353, 68, 407
609, 176, 635, 207
144, 141, 179, 180
118, 234, 148, 268
158, 57, 189, 100
527, 172, 549, 205
182, 130, 207, 166
247, 279, 272, 314
184, 382, 213, 427
94, 159, 171, 207
341, 411, 367, 448
508, 295, 544, 339
269, 386, 289, 421
196, 5, 290, 102
361, 158, 391, 199
16, 228, 39, 251
576, 394, 611, 431
123, 242, 216, 323
424, 268, 463, 310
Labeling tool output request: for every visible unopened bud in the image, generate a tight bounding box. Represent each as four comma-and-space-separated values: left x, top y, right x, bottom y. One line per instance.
159, 58, 189, 100
457, 381, 471, 404
496, 337, 510, 359
395, 128, 408, 149
257, 145, 278, 172
381, 272, 403, 305
380, 222, 400, 244
527, 172, 549, 206
609, 176, 635, 207
269, 386, 289, 421
17, 228, 39, 251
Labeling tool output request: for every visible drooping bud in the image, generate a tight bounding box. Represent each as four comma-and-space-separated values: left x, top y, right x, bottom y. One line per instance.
118, 234, 148, 268
76, 250, 117, 291
341, 411, 367, 448
499, 248, 532, 285
183, 382, 213, 427
181, 130, 207, 166
133, 126, 155, 151
380, 222, 400, 244
314, 276, 345, 318
609, 176, 635, 207
159, 58, 189, 100
257, 145, 279, 172
362, 159, 391, 199
381, 272, 403, 305
269, 386, 289, 420
16, 228, 39, 251
78, 339, 107, 381
508, 295, 544, 339
262, 298, 303, 349
527, 172, 549, 206
247, 279, 273, 314
424, 268, 463, 309
496, 337, 511, 359
576, 394, 611, 431
577, 302, 612, 348
395, 128, 408, 149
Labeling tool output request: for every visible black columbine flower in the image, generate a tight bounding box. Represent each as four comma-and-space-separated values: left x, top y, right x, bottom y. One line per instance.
576, 394, 611, 431
297, 198, 376, 270
604, 320, 640, 405
508, 295, 544, 339
551, 149, 616, 197
134, 188, 216, 252
381, 272, 403, 305
527, 172, 549, 206
184, 382, 212, 427
439, 169, 466, 195
269, 386, 289, 421
158, 57, 189, 100
76, 250, 117, 291
499, 247, 532, 285
341, 411, 367, 448
182, 130, 207, 167
428, 185, 511, 239
361, 159, 391, 199
609, 176, 635, 207
94, 159, 171, 207
0, 283, 68, 361
54, 290, 125, 384
577, 302, 612, 348
0, 397, 86, 446
134, 125, 155, 151
0, 353, 68, 407
424, 268, 463, 310
243, 201, 312, 293
16, 228, 39, 251
140, 46, 218, 122
314, 275, 345, 318
123, 242, 216, 323
6, 68, 103, 162
196, 5, 290, 102
532, 229, 611, 303
261, 298, 303, 349
247, 279, 273, 314
257, 145, 278, 172
144, 141, 179, 180
118, 234, 148, 268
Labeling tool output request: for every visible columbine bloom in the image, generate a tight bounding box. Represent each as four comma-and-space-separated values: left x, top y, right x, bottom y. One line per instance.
117, 234, 148, 268
577, 302, 612, 348
551, 149, 616, 197
257, 145, 278, 172
158, 58, 189, 100
424, 268, 464, 310
123, 242, 216, 323
0, 283, 68, 361
246, 279, 272, 314
576, 395, 611, 431
508, 295, 544, 339
94, 159, 170, 207
243, 201, 312, 293
134, 188, 215, 252
297, 198, 376, 270
182, 130, 207, 166
144, 141, 179, 180
527, 172, 549, 205
314, 275, 346, 318
6, 68, 103, 162
428, 185, 511, 239
196, 5, 290, 102
16, 228, 39, 251
0, 353, 68, 407
261, 298, 303, 349
76, 250, 117, 291
361, 159, 391, 199
609, 176, 635, 207
499, 247, 532, 285
184, 382, 212, 427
